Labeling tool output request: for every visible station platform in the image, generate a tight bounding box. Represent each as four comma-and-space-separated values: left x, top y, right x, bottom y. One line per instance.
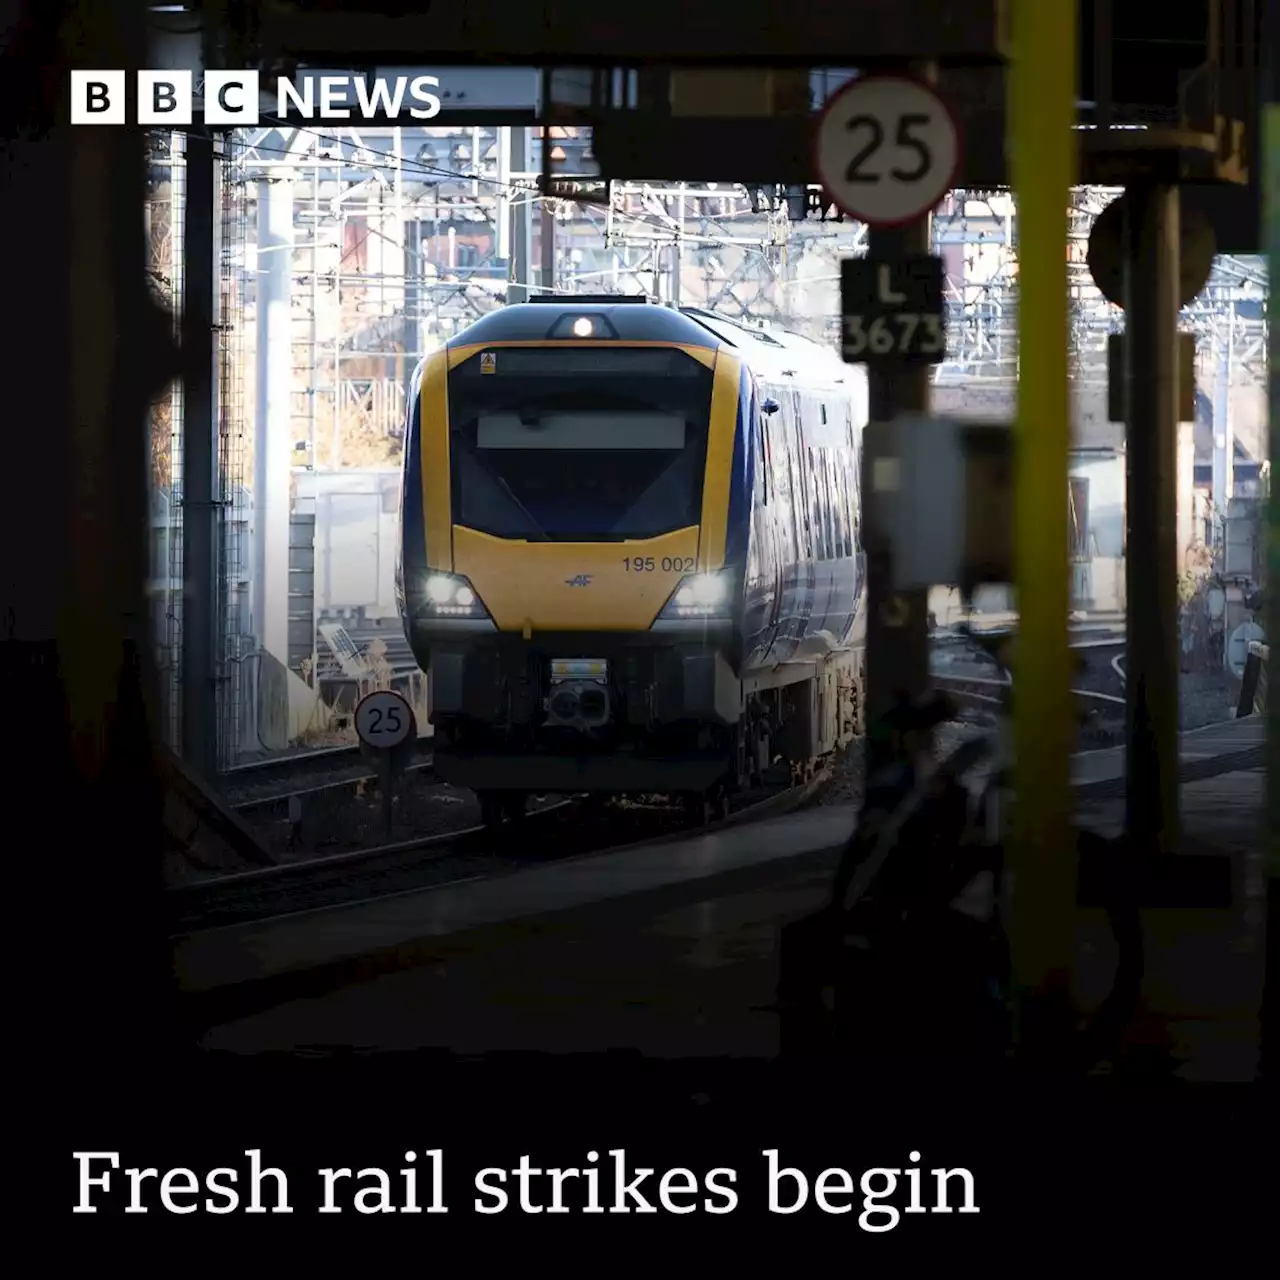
185, 716, 1267, 1079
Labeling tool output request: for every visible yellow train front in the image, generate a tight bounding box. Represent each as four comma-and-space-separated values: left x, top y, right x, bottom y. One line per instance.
397, 297, 868, 821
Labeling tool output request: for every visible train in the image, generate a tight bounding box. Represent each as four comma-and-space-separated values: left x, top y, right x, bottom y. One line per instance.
396, 296, 870, 823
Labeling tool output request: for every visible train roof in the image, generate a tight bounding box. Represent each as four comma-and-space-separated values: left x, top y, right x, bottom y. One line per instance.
445, 298, 855, 388
678, 308, 854, 384
446, 298, 721, 348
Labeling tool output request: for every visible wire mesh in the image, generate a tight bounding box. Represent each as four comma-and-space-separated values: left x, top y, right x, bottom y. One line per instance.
143, 129, 254, 769
145, 129, 184, 753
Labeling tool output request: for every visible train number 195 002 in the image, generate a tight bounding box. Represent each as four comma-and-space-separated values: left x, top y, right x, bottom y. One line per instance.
624, 556, 695, 573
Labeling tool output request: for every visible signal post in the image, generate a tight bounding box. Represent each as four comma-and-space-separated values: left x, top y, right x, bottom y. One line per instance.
1086, 192, 1213, 855
355, 688, 417, 841
814, 67, 959, 774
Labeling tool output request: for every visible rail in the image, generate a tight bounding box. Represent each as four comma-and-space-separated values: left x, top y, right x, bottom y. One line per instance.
220, 740, 435, 809
224, 741, 373, 778
931, 673, 1263, 802
168, 766, 834, 933
934, 672, 1126, 707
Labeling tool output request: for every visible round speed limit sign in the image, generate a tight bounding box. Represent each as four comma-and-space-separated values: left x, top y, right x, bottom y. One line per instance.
354, 688, 414, 751
814, 74, 960, 227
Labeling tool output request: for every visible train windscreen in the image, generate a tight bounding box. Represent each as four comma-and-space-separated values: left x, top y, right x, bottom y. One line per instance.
447, 346, 714, 541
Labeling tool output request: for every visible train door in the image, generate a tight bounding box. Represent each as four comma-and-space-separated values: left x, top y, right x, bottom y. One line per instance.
814, 437, 841, 638
746, 381, 782, 664
847, 403, 866, 605
788, 390, 817, 651
829, 448, 857, 642
811, 397, 842, 640
790, 390, 813, 559
766, 386, 802, 661
758, 382, 792, 663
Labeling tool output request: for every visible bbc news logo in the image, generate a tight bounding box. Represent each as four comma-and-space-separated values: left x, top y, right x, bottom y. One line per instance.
70, 70, 443, 125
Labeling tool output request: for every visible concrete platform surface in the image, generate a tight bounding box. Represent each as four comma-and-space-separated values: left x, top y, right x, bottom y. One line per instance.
189, 719, 1268, 1079
176, 715, 1266, 996
1071, 715, 1263, 788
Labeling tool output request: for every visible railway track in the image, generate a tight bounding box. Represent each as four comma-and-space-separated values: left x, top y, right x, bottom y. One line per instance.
220, 740, 435, 809
168, 760, 836, 934
933, 670, 1124, 707
218, 632, 1124, 810
933, 626, 1125, 698
932, 668, 1126, 747
209, 631, 1126, 833
172, 664, 1261, 937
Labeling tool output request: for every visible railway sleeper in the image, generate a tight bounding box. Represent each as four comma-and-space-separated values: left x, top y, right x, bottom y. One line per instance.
680, 785, 731, 828
476, 790, 529, 828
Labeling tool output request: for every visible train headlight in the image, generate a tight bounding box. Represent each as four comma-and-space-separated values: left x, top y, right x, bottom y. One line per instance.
425, 575, 455, 604
419, 572, 490, 618
656, 569, 735, 621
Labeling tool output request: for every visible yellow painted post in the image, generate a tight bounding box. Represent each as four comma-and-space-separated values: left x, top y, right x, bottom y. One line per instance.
1264, 106, 1279, 882
1265, 104, 1279, 1082
1008, 0, 1078, 1048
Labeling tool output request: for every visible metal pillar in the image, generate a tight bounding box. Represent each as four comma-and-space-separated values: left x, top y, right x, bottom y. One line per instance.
1007, 0, 1078, 1041
861, 67, 934, 776
1123, 184, 1182, 853
1177, 416, 1196, 578
495, 125, 512, 263
1211, 305, 1234, 539
404, 219, 423, 361
541, 201, 556, 295
167, 134, 185, 748
671, 184, 685, 304
180, 130, 219, 778
1262, 101, 1279, 1082
252, 173, 294, 668
539, 76, 556, 297
388, 127, 406, 312
507, 128, 533, 304
309, 154, 322, 453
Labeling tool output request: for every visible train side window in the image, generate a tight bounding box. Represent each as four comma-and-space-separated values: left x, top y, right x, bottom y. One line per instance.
834, 460, 845, 557
810, 446, 823, 560
844, 453, 855, 558
814, 448, 824, 558
765, 389, 787, 507
827, 453, 841, 558
794, 415, 812, 555
847, 464, 858, 555
807, 446, 826, 560
763, 386, 784, 501
822, 451, 836, 560
781, 396, 804, 552
829, 462, 839, 560
804, 404, 822, 558
842, 466, 855, 556
753, 393, 768, 504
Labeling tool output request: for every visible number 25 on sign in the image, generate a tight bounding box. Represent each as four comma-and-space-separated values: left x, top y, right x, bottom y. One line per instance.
843, 313, 943, 357
814, 74, 960, 227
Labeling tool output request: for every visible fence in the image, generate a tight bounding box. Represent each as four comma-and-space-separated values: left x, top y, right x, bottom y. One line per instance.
145, 131, 254, 769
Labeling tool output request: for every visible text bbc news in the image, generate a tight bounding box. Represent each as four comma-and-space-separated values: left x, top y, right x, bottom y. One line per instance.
69, 70, 443, 126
